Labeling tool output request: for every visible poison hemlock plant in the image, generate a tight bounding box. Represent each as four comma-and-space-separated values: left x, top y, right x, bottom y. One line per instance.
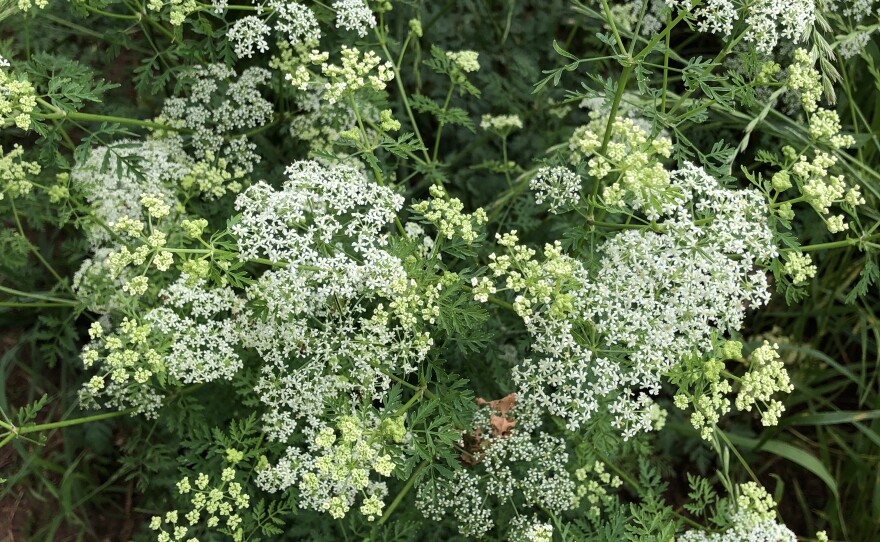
1, 0, 879, 540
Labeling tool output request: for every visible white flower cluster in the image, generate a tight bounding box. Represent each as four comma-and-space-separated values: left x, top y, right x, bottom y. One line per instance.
609, 0, 669, 37
416, 401, 577, 538
680, 482, 796, 542
492, 163, 778, 438
227, 16, 271, 58
270, 0, 321, 44
74, 248, 135, 313
332, 0, 376, 37
227, 1, 321, 58
158, 64, 271, 172
745, 0, 815, 54
233, 160, 403, 263
246, 266, 432, 442
668, 0, 815, 54
480, 235, 598, 426
228, 161, 437, 522
529, 166, 582, 213
585, 164, 776, 436
74, 158, 438, 522
509, 516, 554, 542
146, 276, 245, 384
78, 274, 252, 415
821, 0, 879, 57
70, 137, 188, 246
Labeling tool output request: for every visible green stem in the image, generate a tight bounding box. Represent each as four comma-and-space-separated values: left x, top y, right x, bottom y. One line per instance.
81, 3, 140, 19
667, 29, 746, 117
36, 99, 181, 131
795, 232, 880, 252
633, 11, 685, 62
140, 10, 177, 42
377, 459, 429, 525
10, 199, 70, 291
387, 373, 436, 401
376, 28, 432, 163
431, 84, 456, 162
661, 12, 672, 113
0, 301, 77, 308
395, 393, 422, 416
598, 64, 632, 159
592, 221, 653, 230
46, 111, 179, 131
347, 97, 407, 236
501, 136, 513, 188
17, 408, 137, 434
599, 0, 626, 52
396, 33, 413, 69
714, 427, 760, 484
0, 285, 78, 305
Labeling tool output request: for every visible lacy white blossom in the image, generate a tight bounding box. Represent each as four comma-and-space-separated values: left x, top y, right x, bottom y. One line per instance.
158, 65, 271, 172
530, 166, 582, 213
146, 276, 246, 384
500, 163, 777, 438
231, 161, 434, 526
228, 16, 271, 58
680, 482, 796, 542
417, 401, 577, 538
268, 0, 321, 45
71, 137, 189, 246
667, 0, 815, 54
232, 160, 403, 263
509, 516, 553, 542
332, 0, 376, 37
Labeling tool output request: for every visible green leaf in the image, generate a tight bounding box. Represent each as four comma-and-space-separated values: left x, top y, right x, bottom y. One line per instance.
725, 433, 839, 501
25, 53, 119, 112
844, 258, 878, 304
552, 39, 579, 61
784, 410, 880, 426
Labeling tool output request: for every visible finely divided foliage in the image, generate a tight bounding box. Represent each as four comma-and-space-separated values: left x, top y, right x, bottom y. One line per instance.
1, 0, 879, 541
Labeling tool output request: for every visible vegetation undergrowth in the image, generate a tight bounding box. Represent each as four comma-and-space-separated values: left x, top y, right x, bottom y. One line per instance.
1, 0, 879, 540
